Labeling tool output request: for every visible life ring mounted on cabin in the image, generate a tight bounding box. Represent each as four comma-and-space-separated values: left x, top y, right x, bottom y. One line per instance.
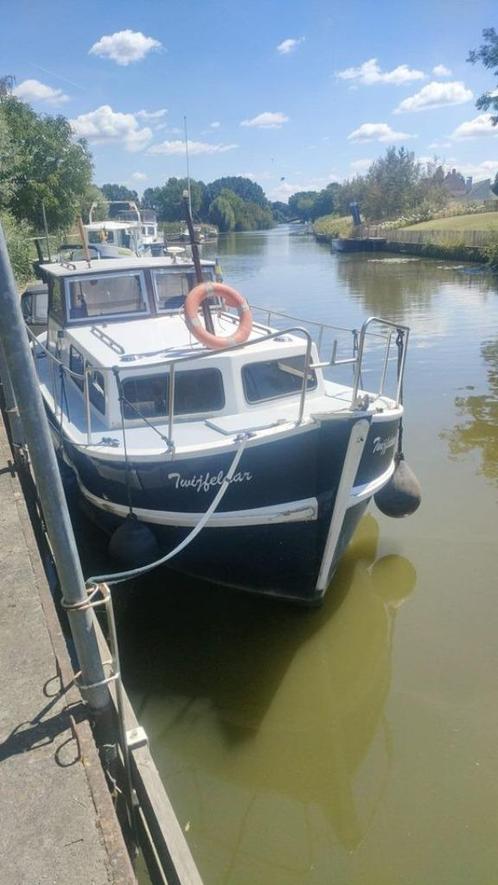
184, 282, 253, 350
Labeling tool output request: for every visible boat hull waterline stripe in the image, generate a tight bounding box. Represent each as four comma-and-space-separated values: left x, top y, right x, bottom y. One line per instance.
74, 460, 394, 528
77, 480, 318, 527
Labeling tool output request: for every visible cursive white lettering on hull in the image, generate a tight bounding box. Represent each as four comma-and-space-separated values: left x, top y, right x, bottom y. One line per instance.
372, 435, 397, 456
167, 469, 253, 493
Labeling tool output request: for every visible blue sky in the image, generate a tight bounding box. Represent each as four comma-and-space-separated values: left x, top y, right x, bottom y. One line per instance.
2, 0, 497, 201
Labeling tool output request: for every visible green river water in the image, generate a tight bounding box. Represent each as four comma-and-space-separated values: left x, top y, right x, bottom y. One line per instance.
84, 227, 498, 885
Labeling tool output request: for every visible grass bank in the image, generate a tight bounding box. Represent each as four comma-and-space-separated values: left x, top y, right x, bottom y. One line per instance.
403, 212, 498, 233
312, 215, 352, 242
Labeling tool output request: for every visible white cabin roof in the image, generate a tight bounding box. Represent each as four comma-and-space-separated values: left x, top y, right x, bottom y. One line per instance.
66, 314, 305, 370
40, 257, 216, 278
85, 220, 140, 232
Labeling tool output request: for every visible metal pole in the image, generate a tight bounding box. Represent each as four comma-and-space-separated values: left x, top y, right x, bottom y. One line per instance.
41, 202, 52, 262
184, 115, 192, 218
183, 195, 215, 333
0, 222, 111, 713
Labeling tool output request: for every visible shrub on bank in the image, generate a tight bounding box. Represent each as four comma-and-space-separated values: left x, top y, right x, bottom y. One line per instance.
1, 211, 34, 286
481, 236, 498, 269
313, 215, 353, 240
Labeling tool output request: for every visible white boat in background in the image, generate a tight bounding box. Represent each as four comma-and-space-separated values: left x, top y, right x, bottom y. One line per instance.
86, 201, 164, 256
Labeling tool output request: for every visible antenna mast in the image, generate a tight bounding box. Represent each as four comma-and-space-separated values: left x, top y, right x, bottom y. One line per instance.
184, 115, 192, 218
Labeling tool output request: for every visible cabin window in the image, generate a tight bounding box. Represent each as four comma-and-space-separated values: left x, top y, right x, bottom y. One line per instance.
121, 368, 224, 419
67, 272, 147, 320
49, 279, 64, 322
88, 367, 106, 414
242, 355, 317, 404
152, 269, 217, 312
69, 345, 85, 389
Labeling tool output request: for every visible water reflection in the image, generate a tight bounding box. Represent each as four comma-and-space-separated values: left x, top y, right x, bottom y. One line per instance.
120, 516, 416, 882
334, 255, 440, 318
442, 338, 498, 483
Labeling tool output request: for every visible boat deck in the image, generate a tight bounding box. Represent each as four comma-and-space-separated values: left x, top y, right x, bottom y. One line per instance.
36, 352, 397, 458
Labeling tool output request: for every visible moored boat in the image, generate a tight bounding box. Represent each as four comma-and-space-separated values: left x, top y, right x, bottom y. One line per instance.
26, 251, 416, 603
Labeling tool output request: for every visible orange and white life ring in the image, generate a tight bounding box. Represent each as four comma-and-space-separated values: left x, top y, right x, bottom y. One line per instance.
184, 282, 253, 349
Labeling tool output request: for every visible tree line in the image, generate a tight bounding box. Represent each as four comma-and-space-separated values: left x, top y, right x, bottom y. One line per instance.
286, 148, 498, 225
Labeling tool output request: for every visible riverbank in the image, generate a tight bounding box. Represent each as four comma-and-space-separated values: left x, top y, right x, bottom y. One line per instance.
313, 211, 498, 265
0, 409, 135, 884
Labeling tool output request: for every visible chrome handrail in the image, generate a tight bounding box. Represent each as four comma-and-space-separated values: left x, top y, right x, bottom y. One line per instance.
28, 324, 314, 448
27, 315, 408, 451
352, 317, 410, 407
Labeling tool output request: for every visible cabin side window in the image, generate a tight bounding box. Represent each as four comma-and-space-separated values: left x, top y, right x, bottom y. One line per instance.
242, 355, 317, 404
87, 367, 106, 414
67, 272, 147, 321
49, 279, 64, 323
152, 270, 217, 312
121, 368, 224, 419
69, 345, 85, 389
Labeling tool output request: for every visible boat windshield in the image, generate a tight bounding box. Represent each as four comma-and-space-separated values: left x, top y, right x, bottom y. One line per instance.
66, 271, 148, 321
152, 268, 219, 312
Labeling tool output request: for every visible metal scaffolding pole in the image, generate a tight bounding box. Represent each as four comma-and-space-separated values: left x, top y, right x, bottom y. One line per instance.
0, 222, 111, 714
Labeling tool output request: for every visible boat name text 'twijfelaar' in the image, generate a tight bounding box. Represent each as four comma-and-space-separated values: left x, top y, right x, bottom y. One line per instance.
168, 470, 253, 493
372, 435, 397, 455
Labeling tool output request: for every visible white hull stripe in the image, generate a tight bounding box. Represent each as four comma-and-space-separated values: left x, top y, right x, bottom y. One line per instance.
347, 460, 395, 506
78, 480, 318, 527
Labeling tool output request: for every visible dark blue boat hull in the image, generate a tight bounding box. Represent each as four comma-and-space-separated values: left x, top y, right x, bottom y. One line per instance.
53, 412, 400, 602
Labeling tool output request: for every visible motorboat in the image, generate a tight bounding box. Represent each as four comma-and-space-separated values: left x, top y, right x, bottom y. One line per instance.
26, 253, 416, 603
86, 201, 164, 256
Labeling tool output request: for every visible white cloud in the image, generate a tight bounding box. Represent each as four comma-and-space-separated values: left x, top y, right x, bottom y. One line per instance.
210, 121, 221, 128
433, 64, 452, 77
455, 159, 498, 180
70, 105, 153, 152
276, 37, 304, 55
148, 139, 237, 156
131, 171, 148, 181
89, 30, 161, 66
13, 79, 69, 105
395, 81, 473, 113
241, 111, 289, 129
269, 174, 338, 202
238, 170, 272, 181
337, 58, 425, 86
348, 122, 415, 143
350, 158, 373, 173
136, 108, 167, 120
451, 113, 498, 139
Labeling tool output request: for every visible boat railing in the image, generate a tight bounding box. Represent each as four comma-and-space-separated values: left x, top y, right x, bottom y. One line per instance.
27, 314, 409, 452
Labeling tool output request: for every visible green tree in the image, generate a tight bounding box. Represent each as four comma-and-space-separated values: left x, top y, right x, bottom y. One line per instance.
151, 178, 205, 221
468, 27, 498, 125
208, 194, 235, 231
101, 184, 140, 218
362, 147, 420, 220
0, 95, 93, 230
288, 191, 318, 221
79, 184, 107, 222
213, 189, 273, 230
204, 176, 268, 212
271, 201, 293, 223
142, 186, 163, 210
492, 172, 498, 198
335, 176, 370, 217
312, 183, 341, 220
1, 210, 34, 285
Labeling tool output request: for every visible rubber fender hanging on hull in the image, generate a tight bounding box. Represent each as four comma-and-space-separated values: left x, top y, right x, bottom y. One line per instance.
108, 514, 160, 566
374, 453, 421, 518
